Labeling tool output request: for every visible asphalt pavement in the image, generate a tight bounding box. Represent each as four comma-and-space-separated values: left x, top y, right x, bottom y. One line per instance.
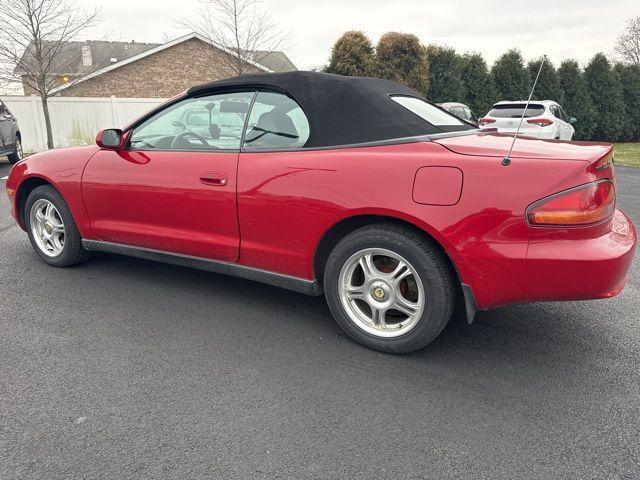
1, 159, 639, 479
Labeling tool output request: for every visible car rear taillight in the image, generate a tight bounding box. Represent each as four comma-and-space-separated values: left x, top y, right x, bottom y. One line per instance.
527, 180, 616, 227
526, 118, 554, 127
479, 118, 495, 126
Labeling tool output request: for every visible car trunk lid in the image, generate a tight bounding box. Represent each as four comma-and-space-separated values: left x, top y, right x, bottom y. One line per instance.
433, 131, 612, 162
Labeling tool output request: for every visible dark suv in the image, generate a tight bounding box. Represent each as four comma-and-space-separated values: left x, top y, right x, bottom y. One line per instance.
0, 100, 22, 164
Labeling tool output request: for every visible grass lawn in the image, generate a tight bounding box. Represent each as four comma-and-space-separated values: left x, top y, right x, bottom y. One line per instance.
614, 143, 640, 168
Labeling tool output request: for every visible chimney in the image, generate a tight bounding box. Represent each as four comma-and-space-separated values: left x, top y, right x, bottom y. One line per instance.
81, 45, 92, 67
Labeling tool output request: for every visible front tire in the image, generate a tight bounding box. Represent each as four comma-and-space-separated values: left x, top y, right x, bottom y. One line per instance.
7, 136, 23, 164
25, 185, 90, 267
324, 223, 455, 353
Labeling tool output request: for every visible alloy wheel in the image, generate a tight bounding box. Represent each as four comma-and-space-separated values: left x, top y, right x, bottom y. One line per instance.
30, 199, 65, 257
338, 248, 425, 338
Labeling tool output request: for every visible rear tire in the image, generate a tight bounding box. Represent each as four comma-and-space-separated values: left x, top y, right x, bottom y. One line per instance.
24, 185, 91, 267
7, 136, 23, 164
324, 223, 455, 354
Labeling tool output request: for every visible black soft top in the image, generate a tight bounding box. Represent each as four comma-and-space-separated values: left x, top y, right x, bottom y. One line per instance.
187, 71, 474, 148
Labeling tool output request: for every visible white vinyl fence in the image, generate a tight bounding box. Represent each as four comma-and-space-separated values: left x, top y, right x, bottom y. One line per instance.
0, 96, 164, 153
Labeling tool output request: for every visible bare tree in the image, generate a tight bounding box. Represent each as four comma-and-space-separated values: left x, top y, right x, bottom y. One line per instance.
0, 0, 99, 149
181, 0, 286, 76
615, 16, 640, 66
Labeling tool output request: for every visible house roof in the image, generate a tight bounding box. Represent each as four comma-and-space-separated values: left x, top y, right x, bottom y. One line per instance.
47, 33, 296, 95
250, 51, 297, 72
15, 40, 160, 76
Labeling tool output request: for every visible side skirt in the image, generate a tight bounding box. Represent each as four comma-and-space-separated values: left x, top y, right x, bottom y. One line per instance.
81, 240, 323, 296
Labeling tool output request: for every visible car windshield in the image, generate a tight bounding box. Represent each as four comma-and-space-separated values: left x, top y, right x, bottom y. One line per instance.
391, 96, 466, 128
488, 104, 545, 118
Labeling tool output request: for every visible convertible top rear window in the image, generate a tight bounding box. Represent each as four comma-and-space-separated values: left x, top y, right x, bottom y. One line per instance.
391, 96, 465, 127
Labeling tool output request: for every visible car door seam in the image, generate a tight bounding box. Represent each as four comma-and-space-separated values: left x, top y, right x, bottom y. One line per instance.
79, 148, 103, 240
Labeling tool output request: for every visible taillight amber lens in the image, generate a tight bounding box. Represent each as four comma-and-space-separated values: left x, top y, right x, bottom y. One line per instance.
527, 180, 616, 227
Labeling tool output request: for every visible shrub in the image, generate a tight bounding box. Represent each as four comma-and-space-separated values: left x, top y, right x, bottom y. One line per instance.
425, 45, 466, 103
460, 52, 497, 116
584, 53, 626, 142
326, 31, 375, 77
492, 49, 531, 101
613, 63, 640, 141
375, 32, 429, 95
558, 60, 597, 140
527, 58, 563, 103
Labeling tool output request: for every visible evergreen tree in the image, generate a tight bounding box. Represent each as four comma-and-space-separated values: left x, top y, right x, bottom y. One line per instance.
425, 45, 466, 103
614, 63, 640, 141
325, 31, 375, 77
375, 32, 429, 94
558, 60, 597, 140
460, 52, 497, 117
527, 58, 563, 103
491, 49, 530, 100
584, 53, 626, 141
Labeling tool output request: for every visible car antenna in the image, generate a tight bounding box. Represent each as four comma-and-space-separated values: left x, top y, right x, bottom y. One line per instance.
502, 55, 547, 167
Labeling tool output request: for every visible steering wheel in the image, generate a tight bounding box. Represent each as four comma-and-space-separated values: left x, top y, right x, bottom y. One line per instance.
171, 131, 209, 149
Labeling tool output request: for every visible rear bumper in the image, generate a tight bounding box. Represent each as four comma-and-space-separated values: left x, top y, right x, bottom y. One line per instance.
522, 209, 637, 302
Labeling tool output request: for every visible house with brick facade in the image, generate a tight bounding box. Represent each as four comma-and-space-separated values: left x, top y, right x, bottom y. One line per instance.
17, 33, 296, 98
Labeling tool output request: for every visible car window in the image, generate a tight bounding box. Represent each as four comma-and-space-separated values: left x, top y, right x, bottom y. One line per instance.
391, 96, 464, 126
551, 105, 565, 120
130, 91, 254, 151
488, 104, 545, 118
458, 107, 474, 122
558, 106, 569, 122
243, 91, 310, 149
185, 111, 209, 127
450, 107, 465, 118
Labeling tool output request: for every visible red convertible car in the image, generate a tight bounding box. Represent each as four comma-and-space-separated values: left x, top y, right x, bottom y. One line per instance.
5, 72, 637, 353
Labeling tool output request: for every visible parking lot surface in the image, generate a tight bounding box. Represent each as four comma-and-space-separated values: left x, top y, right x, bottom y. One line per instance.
1, 160, 639, 479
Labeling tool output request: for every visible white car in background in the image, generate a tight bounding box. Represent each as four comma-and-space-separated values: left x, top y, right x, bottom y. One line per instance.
479, 100, 576, 140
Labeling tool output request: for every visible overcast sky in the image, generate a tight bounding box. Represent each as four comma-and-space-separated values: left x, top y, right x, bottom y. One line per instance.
84, 0, 638, 69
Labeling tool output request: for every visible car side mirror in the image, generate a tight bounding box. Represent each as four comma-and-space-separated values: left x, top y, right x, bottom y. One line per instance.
569, 117, 577, 124
96, 129, 123, 150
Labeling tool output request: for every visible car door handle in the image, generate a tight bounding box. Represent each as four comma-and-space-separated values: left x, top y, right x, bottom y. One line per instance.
200, 172, 228, 186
